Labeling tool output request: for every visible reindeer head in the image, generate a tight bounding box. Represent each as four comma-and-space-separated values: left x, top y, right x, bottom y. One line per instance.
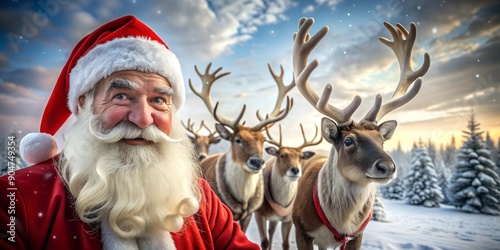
293, 18, 430, 185
182, 119, 221, 161
265, 124, 322, 182
189, 63, 293, 173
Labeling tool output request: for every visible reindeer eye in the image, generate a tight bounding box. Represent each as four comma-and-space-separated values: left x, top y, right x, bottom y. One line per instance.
235, 138, 242, 144
344, 138, 354, 147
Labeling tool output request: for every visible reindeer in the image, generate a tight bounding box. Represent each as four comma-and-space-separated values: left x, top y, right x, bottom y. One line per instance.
182, 119, 221, 161
255, 124, 322, 250
189, 63, 293, 232
291, 18, 430, 250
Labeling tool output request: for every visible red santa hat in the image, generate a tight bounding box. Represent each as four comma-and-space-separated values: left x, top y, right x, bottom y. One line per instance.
20, 15, 185, 164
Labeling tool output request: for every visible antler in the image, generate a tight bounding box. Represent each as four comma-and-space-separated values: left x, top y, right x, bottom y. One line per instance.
189, 63, 246, 131
182, 118, 201, 135
256, 64, 295, 120
292, 17, 361, 126
253, 63, 294, 131
182, 119, 217, 137
265, 123, 322, 149
298, 123, 322, 149
264, 124, 283, 148
363, 22, 430, 123
200, 120, 218, 137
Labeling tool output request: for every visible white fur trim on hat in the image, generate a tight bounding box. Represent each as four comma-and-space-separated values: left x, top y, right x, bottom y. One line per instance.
20, 133, 58, 165
68, 36, 185, 113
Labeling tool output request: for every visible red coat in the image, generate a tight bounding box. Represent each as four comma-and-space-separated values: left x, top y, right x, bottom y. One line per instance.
0, 157, 259, 250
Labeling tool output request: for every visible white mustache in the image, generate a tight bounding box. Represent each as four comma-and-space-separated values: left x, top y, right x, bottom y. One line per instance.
89, 116, 181, 144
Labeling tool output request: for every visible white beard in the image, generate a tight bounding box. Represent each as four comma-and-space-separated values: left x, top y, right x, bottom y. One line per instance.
101, 220, 176, 250
58, 104, 201, 247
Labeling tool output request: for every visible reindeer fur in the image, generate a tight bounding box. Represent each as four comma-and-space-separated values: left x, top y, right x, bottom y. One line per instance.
200, 152, 264, 231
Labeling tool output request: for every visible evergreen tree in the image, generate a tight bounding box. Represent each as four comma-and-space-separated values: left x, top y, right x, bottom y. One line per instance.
372, 190, 388, 221
1, 127, 26, 175
382, 141, 409, 200
404, 145, 443, 208
442, 135, 457, 169
485, 131, 495, 152
496, 138, 500, 175
485, 132, 499, 175
448, 112, 500, 215
380, 177, 404, 200
427, 138, 438, 165
436, 161, 452, 204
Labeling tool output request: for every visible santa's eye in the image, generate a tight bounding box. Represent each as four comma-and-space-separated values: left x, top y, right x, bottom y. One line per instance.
114, 93, 128, 100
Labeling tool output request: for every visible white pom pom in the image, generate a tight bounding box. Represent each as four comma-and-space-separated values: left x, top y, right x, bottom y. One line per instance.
20, 133, 58, 164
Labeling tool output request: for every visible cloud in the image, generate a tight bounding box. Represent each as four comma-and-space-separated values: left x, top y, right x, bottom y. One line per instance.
0, 95, 45, 117
152, 0, 294, 60
2, 66, 59, 91
0, 52, 10, 69
63, 11, 101, 42
303, 5, 315, 13
0, 82, 42, 99
314, 0, 343, 10
293, 1, 500, 125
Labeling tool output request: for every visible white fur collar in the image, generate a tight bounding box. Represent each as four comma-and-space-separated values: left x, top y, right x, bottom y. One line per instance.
101, 221, 176, 250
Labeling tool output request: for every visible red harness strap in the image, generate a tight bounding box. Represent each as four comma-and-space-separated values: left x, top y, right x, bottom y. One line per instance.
313, 179, 373, 250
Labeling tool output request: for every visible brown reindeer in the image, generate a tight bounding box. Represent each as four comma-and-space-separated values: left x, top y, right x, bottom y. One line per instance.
255, 124, 322, 250
182, 119, 221, 161
188, 63, 293, 232
291, 18, 430, 250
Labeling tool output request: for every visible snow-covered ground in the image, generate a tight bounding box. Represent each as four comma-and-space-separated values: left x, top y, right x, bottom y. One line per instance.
245, 199, 500, 249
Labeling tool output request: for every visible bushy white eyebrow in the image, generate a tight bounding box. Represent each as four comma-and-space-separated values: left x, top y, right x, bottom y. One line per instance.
106, 78, 139, 94
155, 87, 174, 96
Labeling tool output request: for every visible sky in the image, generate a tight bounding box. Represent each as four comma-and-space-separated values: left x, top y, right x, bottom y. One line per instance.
0, 0, 499, 153
245, 198, 500, 249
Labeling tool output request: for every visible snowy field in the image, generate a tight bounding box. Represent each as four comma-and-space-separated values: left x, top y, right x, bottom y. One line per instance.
245, 199, 500, 250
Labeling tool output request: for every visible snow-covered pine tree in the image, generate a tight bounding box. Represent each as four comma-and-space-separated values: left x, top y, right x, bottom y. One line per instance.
485, 131, 495, 151
372, 189, 388, 221
382, 141, 408, 200
436, 160, 452, 204
1, 127, 26, 175
448, 112, 500, 215
442, 135, 457, 169
496, 137, 500, 175
427, 139, 438, 165
485, 132, 499, 175
404, 142, 444, 208
381, 177, 404, 200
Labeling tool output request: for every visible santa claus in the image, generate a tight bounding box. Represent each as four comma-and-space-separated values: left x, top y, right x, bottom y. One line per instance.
0, 15, 259, 250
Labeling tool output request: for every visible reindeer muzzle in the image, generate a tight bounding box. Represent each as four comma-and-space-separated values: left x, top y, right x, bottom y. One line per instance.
366, 159, 396, 181
246, 157, 265, 173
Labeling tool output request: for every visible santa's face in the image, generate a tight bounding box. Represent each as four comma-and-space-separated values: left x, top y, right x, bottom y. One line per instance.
61, 72, 201, 238
91, 70, 174, 142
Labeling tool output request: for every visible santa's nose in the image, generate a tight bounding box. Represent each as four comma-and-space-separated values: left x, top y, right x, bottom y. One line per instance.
129, 99, 154, 128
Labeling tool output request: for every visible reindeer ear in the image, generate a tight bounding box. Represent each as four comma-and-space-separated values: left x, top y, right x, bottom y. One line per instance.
301, 151, 316, 160
211, 136, 222, 144
321, 117, 340, 144
265, 147, 279, 156
215, 124, 232, 140
378, 120, 397, 140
